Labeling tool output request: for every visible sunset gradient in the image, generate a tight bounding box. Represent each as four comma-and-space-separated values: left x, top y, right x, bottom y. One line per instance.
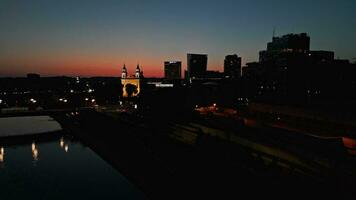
1, 0, 355, 77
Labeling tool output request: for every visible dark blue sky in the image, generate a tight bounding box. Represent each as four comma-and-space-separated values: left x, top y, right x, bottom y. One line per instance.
0, 0, 355, 76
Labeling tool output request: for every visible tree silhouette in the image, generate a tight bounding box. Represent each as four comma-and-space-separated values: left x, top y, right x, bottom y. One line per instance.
125, 83, 138, 97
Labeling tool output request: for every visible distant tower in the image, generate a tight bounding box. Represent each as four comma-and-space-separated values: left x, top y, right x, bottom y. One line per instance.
224, 54, 242, 79
135, 64, 141, 78
187, 53, 208, 80
164, 61, 182, 80
122, 64, 128, 79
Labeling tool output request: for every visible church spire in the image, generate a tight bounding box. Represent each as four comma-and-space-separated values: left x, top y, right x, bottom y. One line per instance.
135, 63, 141, 78
121, 63, 127, 79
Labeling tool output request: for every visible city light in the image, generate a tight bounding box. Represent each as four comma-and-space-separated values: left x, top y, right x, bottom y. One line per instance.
134, 104, 138, 109
85, 98, 89, 101
91, 99, 95, 103
155, 83, 174, 88
64, 145, 69, 152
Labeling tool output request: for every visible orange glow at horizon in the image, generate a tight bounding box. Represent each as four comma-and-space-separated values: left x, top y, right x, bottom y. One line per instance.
0, 55, 176, 77
0, 52, 225, 77
0, 49, 223, 78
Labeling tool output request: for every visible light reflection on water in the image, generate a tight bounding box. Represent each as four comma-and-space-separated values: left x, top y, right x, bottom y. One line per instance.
0, 135, 146, 200
0, 147, 4, 163
60, 137, 64, 148
31, 142, 39, 162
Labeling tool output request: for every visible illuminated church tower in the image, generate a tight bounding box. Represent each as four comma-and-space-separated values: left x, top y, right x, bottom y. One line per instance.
122, 64, 127, 79
135, 64, 141, 78
121, 64, 142, 97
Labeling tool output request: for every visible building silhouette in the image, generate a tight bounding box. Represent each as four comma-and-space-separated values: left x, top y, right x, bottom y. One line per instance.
187, 53, 208, 80
27, 73, 41, 79
309, 51, 334, 64
259, 33, 310, 64
224, 54, 241, 79
164, 61, 182, 80
240, 32, 356, 106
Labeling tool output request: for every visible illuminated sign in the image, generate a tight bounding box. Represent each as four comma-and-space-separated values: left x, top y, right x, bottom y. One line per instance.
155, 83, 174, 88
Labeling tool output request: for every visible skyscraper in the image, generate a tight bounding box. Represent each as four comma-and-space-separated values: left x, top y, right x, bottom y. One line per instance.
164, 61, 182, 80
267, 33, 310, 52
224, 54, 242, 79
187, 53, 208, 79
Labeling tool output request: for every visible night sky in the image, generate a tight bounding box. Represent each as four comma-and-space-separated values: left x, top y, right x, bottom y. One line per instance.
1, 0, 355, 77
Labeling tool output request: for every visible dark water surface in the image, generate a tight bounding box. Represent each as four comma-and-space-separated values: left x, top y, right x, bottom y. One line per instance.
0, 135, 146, 200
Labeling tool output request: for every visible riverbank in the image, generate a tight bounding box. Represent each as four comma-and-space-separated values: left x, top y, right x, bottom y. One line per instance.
56, 110, 356, 199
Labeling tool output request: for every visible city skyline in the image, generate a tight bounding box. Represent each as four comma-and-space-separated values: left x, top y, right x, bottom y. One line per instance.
1, 0, 356, 77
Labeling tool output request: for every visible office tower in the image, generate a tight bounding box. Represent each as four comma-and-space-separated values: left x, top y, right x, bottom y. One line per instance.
164, 61, 182, 79
224, 54, 242, 79
187, 53, 208, 79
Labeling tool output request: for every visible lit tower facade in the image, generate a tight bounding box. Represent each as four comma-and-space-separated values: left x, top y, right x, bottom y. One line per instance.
122, 64, 127, 78
135, 64, 141, 78
121, 64, 142, 97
